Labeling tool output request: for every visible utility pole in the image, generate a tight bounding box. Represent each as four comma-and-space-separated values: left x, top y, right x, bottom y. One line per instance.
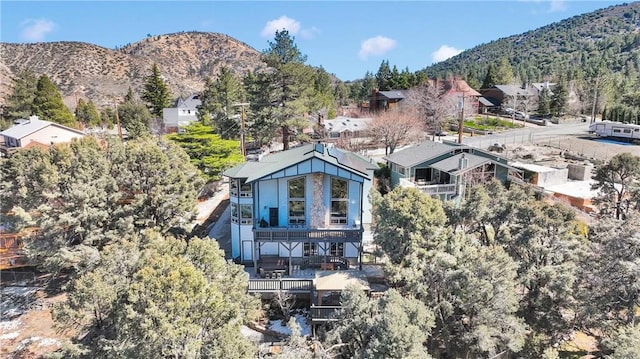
114, 98, 123, 140
233, 102, 250, 158
458, 92, 466, 144
591, 77, 599, 124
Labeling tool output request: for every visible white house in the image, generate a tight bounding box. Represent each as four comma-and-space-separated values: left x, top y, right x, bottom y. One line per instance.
0, 116, 85, 156
162, 94, 201, 132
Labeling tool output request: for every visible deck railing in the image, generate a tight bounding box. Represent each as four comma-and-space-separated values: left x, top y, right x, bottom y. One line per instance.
254, 228, 362, 242
310, 305, 341, 322
247, 279, 313, 293
400, 178, 457, 195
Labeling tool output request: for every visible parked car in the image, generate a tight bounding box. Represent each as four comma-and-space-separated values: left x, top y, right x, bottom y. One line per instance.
515, 111, 528, 120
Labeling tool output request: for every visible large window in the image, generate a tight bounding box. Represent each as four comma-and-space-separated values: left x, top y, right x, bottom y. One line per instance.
330, 242, 344, 256
330, 177, 348, 224
288, 177, 306, 225
303, 243, 318, 257
240, 204, 253, 224
240, 180, 252, 197
231, 202, 238, 223
230, 180, 238, 196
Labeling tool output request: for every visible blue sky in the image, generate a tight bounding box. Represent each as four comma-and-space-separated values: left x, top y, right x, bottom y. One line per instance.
0, 0, 628, 81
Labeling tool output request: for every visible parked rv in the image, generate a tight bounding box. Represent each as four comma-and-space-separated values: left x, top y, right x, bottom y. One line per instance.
588, 121, 640, 140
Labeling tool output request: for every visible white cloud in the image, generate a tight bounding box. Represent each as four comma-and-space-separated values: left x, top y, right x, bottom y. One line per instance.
358, 36, 396, 60
548, 0, 567, 13
20, 18, 56, 42
261, 16, 301, 38
431, 45, 464, 63
300, 26, 320, 40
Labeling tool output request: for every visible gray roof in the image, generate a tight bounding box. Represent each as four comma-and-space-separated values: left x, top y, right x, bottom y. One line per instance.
223, 143, 378, 183
176, 94, 202, 109
378, 90, 406, 100
494, 85, 532, 97
324, 116, 372, 133
384, 140, 464, 168
429, 153, 491, 175
478, 96, 498, 106
0, 116, 84, 140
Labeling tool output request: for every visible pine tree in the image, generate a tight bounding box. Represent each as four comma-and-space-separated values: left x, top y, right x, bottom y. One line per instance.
496, 57, 515, 85
75, 98, 102, 127
538, 87, 552, 115
118, 96, 152, 138
481, 63, 499, 89
550, 78, 568, 116
32, 74, 76, 126
257, 30, 315, 150
141, 63, 172, 118
198, 67, 244, 139
3, 69, 38, 122
375, 60, 393, 91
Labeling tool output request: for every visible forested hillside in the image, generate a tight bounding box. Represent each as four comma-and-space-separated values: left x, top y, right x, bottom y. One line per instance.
422, 2, 640, 87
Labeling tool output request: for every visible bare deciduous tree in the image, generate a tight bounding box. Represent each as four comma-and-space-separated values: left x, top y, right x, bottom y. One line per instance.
273, 290, 296, 323
404, 83, 456, 140
369, 109, 423, 155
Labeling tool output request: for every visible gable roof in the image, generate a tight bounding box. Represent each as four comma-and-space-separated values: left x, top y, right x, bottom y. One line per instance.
223, 143, 378, 183
384, 140, 464, 168
429, 153, 491, 175
492, 85, 533, 97
175, 94, 202, 109
0, 116, 84, 140
376, 90, 406, 100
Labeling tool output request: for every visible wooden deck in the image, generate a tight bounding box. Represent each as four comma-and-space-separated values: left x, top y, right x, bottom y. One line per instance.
247, 278, 313, 293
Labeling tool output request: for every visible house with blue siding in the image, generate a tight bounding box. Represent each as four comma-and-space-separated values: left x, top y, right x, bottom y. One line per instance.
384, 140, 521, 202
223, 143, 378, 276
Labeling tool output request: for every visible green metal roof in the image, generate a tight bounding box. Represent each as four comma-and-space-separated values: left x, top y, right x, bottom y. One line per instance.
384, 140, 464, 168
223, 143, 378, 183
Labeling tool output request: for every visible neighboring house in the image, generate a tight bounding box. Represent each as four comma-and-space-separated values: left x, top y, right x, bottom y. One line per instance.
162, 94, 201, 133
0, 116, 85, 157
511, 162, 597, 213
428, 78, 482, 116
369, 89, 406, 112
480, 85, 534, 113
384, 140, 522, 201
323, 116, 373, 143
223, 143, 378, 273
528, 82, 556, 98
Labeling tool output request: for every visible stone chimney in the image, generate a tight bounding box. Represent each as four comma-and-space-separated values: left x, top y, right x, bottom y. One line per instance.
458, 154, 468, 170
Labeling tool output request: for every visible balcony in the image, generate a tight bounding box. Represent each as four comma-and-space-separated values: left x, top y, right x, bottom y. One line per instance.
399, 178, 457, 195
247, 278, 313, 293
253, 227, 362, 243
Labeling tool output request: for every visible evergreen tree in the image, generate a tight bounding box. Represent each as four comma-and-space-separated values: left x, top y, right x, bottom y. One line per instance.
75, 98, 102, 127
257, 30, 316, 150
141, 63, 172, 118
324, 288, 434, 359
198, 67, 244, 139
54, 232, 259, 358
375, 60, 393, 91
1, 136, 202, 273
32, 74, 76, 126
166, 121, 244, 181
550, 77, 569, 116
118, 97, 152, 138
359, 71, 377, 103
538, 87, 552, 115
481, 63, 499, 89
3, 69, 38, 122
496, 57, 515, 85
